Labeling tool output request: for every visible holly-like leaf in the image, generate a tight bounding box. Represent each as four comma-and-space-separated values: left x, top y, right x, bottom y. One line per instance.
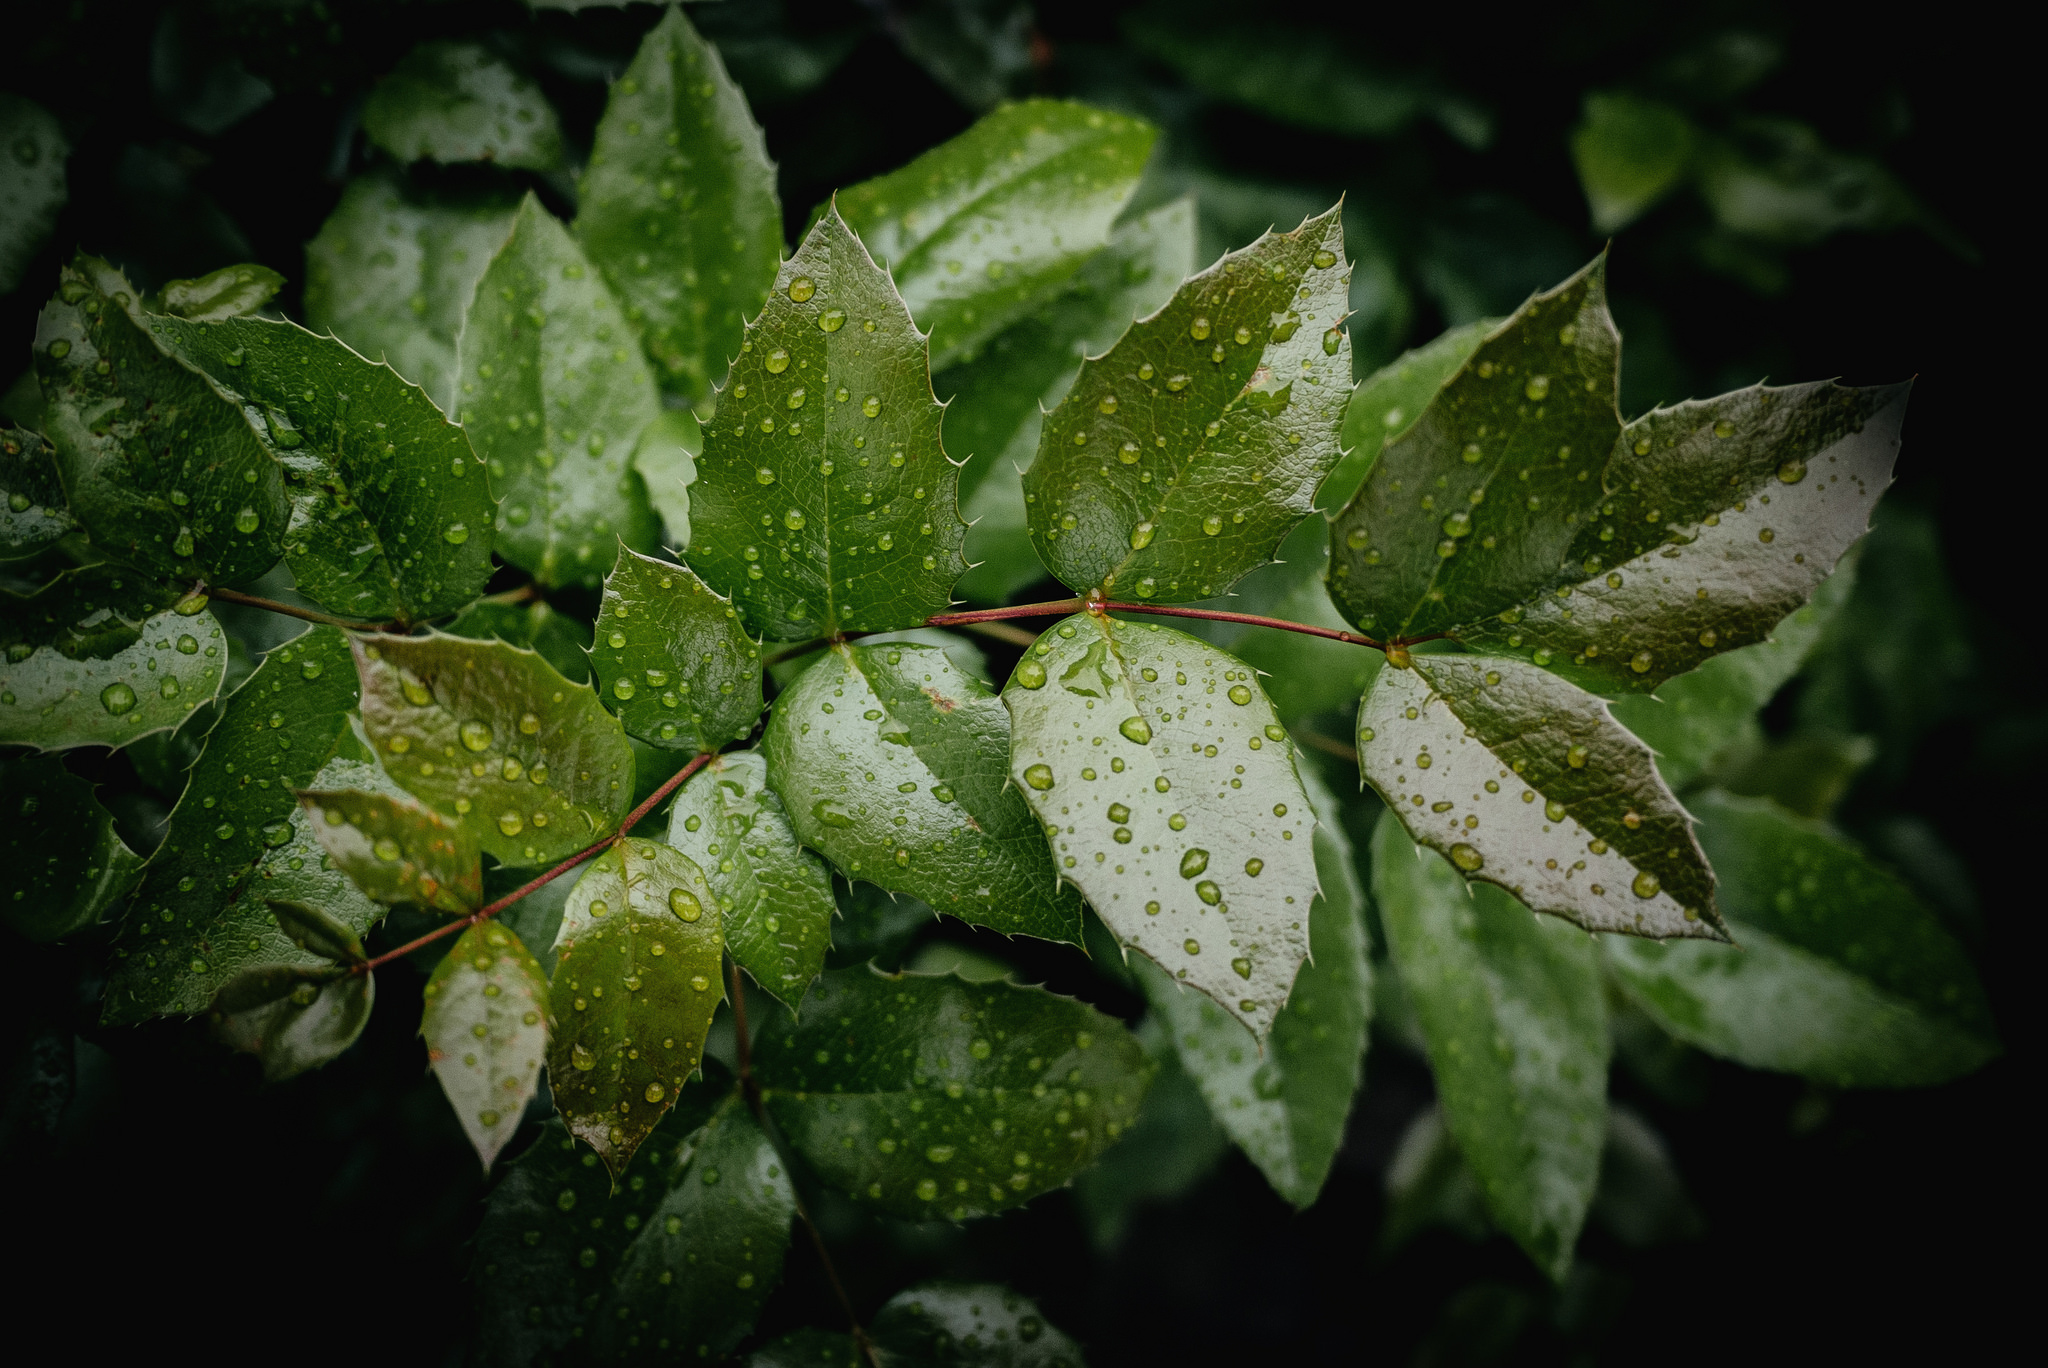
1371, 816, 1609, 1282
362, 41, 565, 170
869, 1284, 1088, 1367
548, 838, 725, 1177
1328, 318, 1496, 514
689, 206, 969, 640
0, 425, 74, 561
665, 749, 835, 1007
1571, 94, 1697, 234
304, 171, 519, 412
592, 1097, 797, 1362
424, 921, 552, 1170
1133, 765, 1371, 1207
1604, 792, 1998, 1087
353, 631, 634, 868
1002, 615, 1317, 1035
593, 546, 763, 752
299, 787, 483, 914
211, 969, 375, 1082
765, 642, 1081, 945
0, 568, 227, 750
1359, 653, 1723, 941
457, 194, 662, 588
574, 5, 782, 406
835, 100, 1157, 369
0, 752, 143, 943
158, 264, 284, 322
754, 965, 1152, 1221
34, 256, 287, 584
148, 312, 498, 623
633, 408, 700, 549
447, 596, 593, 684
1023, 206, 1352, 603
0, 94, 68, 295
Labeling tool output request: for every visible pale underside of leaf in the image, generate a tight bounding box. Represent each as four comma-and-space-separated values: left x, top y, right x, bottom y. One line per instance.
212, 969, 376, 1082
425, 920, 551, 1170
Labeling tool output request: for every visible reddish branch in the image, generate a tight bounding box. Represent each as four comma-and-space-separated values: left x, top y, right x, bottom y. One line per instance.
927, 596, 1389, 649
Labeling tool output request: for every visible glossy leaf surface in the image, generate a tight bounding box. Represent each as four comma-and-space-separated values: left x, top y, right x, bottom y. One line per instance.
1329, 318, 1495, 513
362, 41, 564, 170
1003, 616, 1317, 1036
300, 787, 483, 914
766, 642, 1081, 945
424, 921, 552, 1169
0, 752, 142, 942
756, 966, 1152, 1221
691, 207, 968, 639
548, 839, 725, 1176
1025, 206, 1351, 602
0, 425, 74, 561
592, 546, 762, 752
870, 1283, 1088, 1367
157, 264, 284, 322
212, 969, 375, 1082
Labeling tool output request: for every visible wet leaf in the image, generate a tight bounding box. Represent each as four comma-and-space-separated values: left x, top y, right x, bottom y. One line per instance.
149, 312, 498, 623
574, 5, 782, 406
1002, 616, 1317, 1036
1604, 792, 1998, 1087
1371, 816, 1609, 1282
1571, 94, 1697, 233
157, 263, 284, 322
1024, 205, 1351, 603
690, 206, 968, 640
870, 1283, 1088, 1366
0, 425, 74, 561
665, 749, 834, 1007
0, 94, 68, 295
592, 546, 762, 752
211, 968, 374, 1082
548, 839, 725, 1177
1329, 318, 1496, 514
362, 41, 564, 170
353, 631, 634, 868
457, 195, 662, 588
766, 642, 1082, 945
299, 787, 483, 914
266, 898, 368, 965
754, 966, 1152, 1221
835, 99, 1157, 369
0, 752, 143, 942
424, 920, 552, 1170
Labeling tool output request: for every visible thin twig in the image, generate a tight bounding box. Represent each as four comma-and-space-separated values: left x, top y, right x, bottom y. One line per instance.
1291, 728, 1359, 765
477, 582, 542, 608
925, 597, 1084, 627
205, 585, 403, 634
1098, 601, 1383, 648
951, 619, 1039, 648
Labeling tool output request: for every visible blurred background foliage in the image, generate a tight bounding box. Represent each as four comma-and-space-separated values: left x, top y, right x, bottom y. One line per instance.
0, 1, 2026, 1363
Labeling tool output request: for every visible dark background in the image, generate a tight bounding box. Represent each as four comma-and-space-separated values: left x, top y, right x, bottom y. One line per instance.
1, 2, 2029, 1363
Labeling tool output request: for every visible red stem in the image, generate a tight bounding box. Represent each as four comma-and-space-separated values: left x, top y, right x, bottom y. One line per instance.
928, 596, 1388, 649
205, 584, 405, 634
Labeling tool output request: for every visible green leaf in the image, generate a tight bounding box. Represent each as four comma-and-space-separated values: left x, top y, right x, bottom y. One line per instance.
446, 596, 593, 684
1696, 118, 1917, 248
593, 546, 763, 751
689, 206, 969, 640
1604, 792, 1998, 1087
548, 838, 726, 1177
1, 425, 75, 561
35, 256, 287, 584
1380, 1107, 1493, 1252
424, 921, 552, 1169
266, 898, 368, 965
1024, 205, 1352, 603
1371, 816, 1609, 1281
211, 969, 375, 1082
1453, 381, 1909, 695
1359, 653, 1723, 940
1132, 764, 1371, 1206
573, 5, 782, 406
457, 194, 662, 589
147, 312, 499, 623
157, 264, 285, 322
1001, 615, 1318, 1035
304, 170, 519, 413
362, 41, 564, 171
755, 965, 1152, 1220
0, 94, 68, 295
634, 407, 700, 549
352, 631, 634, 868
1329, 319, 1497, 515
0, 752, 143, 942
0, 568, 227, 751
835, 99, 1157, 369
664, 749, 835, 1007
765, 642, 1081, 945
1570, 94, 1697, 234
1071, 1017, 1229, 1249
870, 1283, 1089, 1366
592, 1097, 797, 1362
298, 787, 483, 914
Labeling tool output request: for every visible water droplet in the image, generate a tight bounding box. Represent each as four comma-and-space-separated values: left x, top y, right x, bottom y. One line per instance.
1244, 857, 1264, 877
1233, 325, 1252, 345
1022, 763, 1055, 791
1015, 660, 1047, 689
1227, 685, 1252, 705
819, 308, 846, 332
373, 836, 401, 862
572, 1044, 596, 1071
46, 339, 69, 359
1180, 848, 1209, 878
519, 712, 541, 735
1544, 799, 1567, 821
1168, 813, 1186, 831
1232, 957, 1252, 979
1189, 316, 1211, 340
443, 522, 470, 545
1450, 843, 1483, 872
1524, 375, 1550, 401
99, 683, 136, 716
1323, 328, 1342, 356
787, 276, 815, 302
1119, 716, 1151, 745
498, 812, 524, 837
1758, 527, 1775, 544
861, 395, 881, 418
1098, 394, 1119, 415
784, 507, 806, 530
1165, 374, 1190, 392
300, 659, 322, 680
1630, 650, 1653, 674
1713, 420, 1734, 439
765, 349, 790, 374
1632, 870, 1661, 899
813, 800, 851, 828
669, 887, 703, 921
172, 528, 195, 558
461, 720, 494, 752
1129, 521, 1155, 550
234, 507, 260, 534
1202, 513, 1223, 536
1566, 744, 1588, 769
1183, 938, 1201, 955
613, 678, 636, 701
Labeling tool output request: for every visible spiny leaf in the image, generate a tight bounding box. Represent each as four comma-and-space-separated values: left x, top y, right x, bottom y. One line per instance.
0, 425, 74, 561
1328, 318, 1497, 514
0, 94, 67, 295
754, 966, 1152, 1221
457, 194, 662, 589
1604, 792, 1998, 1087
1024, 205, 1351, 603
148, 312, 498, 623
592, 546, 763, 752
1371, 816, 1609, 1283
299, 787, 483, 914
1002, 615, 1317, 1036
304, 170, 518, 412
765, 642, 1082, 945
690, 206, 968, 640
362, 41, 564, 170
34, 256, 287, 583
548, 838, 725, 1177
353, 631, 634, 869
0, 751, 143, 943
424, 921, 551, 1170
665, 749, 835, 1007
0, 567, 227, 750
574, 4, 782, 406
1359, 652, 1723, 940
157, 264, 284, 322
835, 99, 1157, 369
211, 969, 375, 1082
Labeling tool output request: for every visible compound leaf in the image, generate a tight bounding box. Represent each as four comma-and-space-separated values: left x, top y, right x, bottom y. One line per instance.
1, 425, 75, 561
363, 41, 565, 170
593, 546, 763, 752
157, 263, 284, 322
0, 751, 143, 942
424, 920, 552, 1169
299, 787, 483, 914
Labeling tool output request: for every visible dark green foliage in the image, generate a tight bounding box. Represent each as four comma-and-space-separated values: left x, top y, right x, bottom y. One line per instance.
593, 547, 763, 753
0, 750, 142, 941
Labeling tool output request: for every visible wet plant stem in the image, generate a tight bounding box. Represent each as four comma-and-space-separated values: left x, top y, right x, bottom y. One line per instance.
203, 584, 404, 633
927, 597, 1391, 650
